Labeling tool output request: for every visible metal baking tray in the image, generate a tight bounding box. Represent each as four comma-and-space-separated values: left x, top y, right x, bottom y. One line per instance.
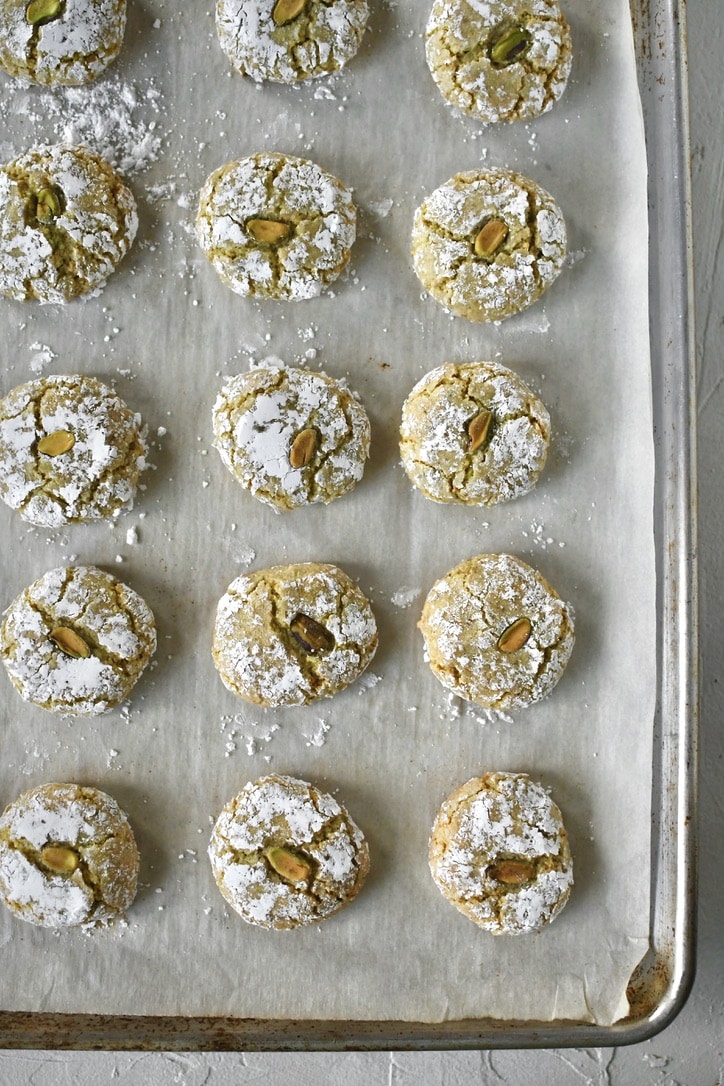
0, 0, 696, 1050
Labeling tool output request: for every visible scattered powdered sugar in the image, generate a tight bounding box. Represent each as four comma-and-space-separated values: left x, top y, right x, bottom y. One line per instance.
391, 586, 421, 609
28, 342, 56, 374
0, 75, 163, 178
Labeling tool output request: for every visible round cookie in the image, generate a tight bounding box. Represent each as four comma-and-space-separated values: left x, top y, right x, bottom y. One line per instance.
0, 0, 126, 86
212, 365, 370, 510
1, 565, 156, 716
0, 144, 137, 304
411, 167, 566, 323
212, 561, 378, 707
425, 0, 572, 125
0, 782, 139, 929
208, 773, 369, 930
418, 552, 574, 710
215, 0, 368, 84
0, 374, 147, 528
428, 771, 573, 934
399, 360, 550, 506
196, 152, 356, 301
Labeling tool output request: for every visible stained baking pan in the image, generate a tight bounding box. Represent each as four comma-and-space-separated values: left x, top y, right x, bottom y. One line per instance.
0, 0, 696, 1049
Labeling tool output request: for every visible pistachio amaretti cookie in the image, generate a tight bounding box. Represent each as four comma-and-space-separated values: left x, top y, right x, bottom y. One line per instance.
196, 152, 356, 301
0, 782, 139, 929
212, 562, 378, 707
399, 360, 550, 506
212, 365, 370, 510
411, 167, 566, 323
0, 0, 127, 86
0, 374, 147, 528
0, 565, 156, 716
215, 0, 369, 84
428, 771, 573, 934
419, 553, 574, 710
425, 0, 572, 125
0, 144, 137, 304
208, 774, 370, 930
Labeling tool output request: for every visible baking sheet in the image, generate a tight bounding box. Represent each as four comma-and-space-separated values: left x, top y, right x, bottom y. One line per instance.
0, 0, 654, 1026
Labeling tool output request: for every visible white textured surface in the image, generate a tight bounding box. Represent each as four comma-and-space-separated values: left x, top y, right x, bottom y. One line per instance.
0, 0, 720, 1080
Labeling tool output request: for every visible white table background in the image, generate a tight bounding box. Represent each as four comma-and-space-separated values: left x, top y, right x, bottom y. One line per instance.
1, 0, 721, 1081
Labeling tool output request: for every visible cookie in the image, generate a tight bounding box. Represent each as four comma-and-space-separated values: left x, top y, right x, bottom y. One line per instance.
0, 374, 147, 528
0, 782, 139, 929
212, 365, 370, 510
196, 152, 356, 301
1, 565, 156, 716
215, 0, 368, 84
425, 0, 572, 125
411, 167, 566, 322
212, 561, 377, 707
0, 144, 137, 304
0, 0, 126, 86
428, 771, 573, 934
399, 360, 550, 506
208, 773, 369, 930
418, 553, 574, 710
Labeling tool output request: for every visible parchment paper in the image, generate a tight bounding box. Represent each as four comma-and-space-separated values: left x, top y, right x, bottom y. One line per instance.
0, 0, 654, 1026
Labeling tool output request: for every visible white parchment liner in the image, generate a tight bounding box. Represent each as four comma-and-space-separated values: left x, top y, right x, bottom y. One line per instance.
0, 0, 653, 1026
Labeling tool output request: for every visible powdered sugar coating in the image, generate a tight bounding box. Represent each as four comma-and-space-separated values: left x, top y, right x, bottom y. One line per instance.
419, 553, 574, 709
215, 0, 368, 84
0, 0, 126, 86
399, 360, 550, 506
0, 782, 139, 928
0, 144, 137, 303
0, 374, 147, 527
1, 565, 156, 716
411, 167, 566, 322
428, 771, 573, 934
212, 365, 370, 510
208, 773, 369, 929
196, 152, 356, 301
426, 0, 572, 124
212, 562, 378, 707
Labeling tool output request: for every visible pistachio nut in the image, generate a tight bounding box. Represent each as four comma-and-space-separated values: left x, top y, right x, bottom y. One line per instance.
467, 410, 493, 453
247, 218, 291, 244
289, 428, 318, 469
272, 0, 306, 26
265, 845, 311, 883
49, 626, 91, 659
289, 612, 335, 654
489, 24, 531, 67
489, 858, 536, 885
38, 429, 75, 456
497, 616, 532, 653
41, 845, 79, 874
474, 218, 508, 260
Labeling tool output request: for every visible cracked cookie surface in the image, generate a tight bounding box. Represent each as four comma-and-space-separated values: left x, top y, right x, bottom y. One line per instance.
425, 0, 572, 125
209, 774, 369, 929
212, 561, 377, 707
0, 782, 139, 929
0, 144, 137, 303
212, 365, 370, 510
0, 0, 126, 86
428, 771, 573, 934
0, 374, 147, 528
0, 565, 156, 716
196, 152, 356, 301
411, 167, 566, 322
419, 552, 574, 709
216, 0, 368, 84
399, 360, 550, 506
